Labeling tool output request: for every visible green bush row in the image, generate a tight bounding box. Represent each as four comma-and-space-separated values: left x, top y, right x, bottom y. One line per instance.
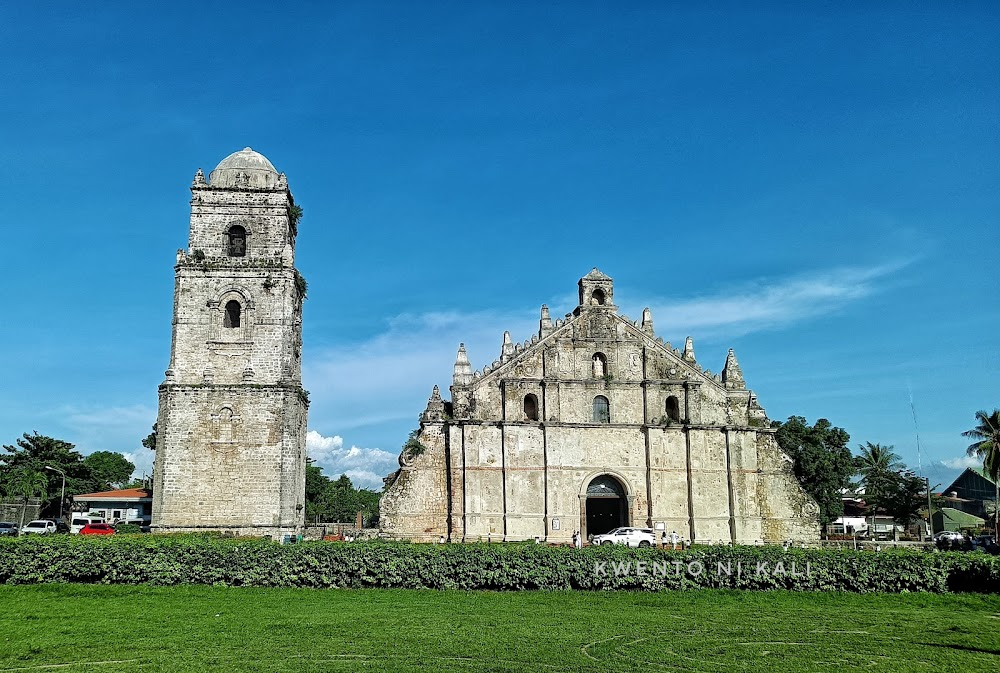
1, 536, 998, 593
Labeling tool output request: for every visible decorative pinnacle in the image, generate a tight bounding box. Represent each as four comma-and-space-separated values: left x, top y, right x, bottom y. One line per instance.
641, 307, 653, 333
722, 348, 746, 389
501, 330, 514, 361
682, 336, 696, 362
192, 168, 206, 186
539, 304, 553, 336
453, 343, 473, 386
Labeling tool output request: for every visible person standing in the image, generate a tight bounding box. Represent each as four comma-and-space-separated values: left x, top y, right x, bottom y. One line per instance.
670, 530, 680, 550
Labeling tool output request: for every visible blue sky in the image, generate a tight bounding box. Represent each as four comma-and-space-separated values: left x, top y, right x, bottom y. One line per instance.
0, 3, 996, 490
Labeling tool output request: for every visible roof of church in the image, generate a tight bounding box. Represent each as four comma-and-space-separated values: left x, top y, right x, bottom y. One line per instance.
583, 267, 612, 280
208, 147, 280, 188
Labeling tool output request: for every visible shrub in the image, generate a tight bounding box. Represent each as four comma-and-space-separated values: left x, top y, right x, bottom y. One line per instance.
0, 537, 998, 593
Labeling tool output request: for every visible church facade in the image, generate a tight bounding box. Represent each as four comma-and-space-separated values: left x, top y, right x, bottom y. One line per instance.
150, 148, 308, 538
380, 269, 819, 544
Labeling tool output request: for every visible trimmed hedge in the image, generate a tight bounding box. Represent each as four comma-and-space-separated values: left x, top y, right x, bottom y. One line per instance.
1, 536, 998, 593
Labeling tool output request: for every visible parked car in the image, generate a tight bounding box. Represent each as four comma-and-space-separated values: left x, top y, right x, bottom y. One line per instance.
0, 522, 19, 537
79, 523, 115, 535
934, 531, 964, 542
70, 517, 102, 535
21, 520, 57, 535
44, 519, 70, 534
591, 527, 656, 547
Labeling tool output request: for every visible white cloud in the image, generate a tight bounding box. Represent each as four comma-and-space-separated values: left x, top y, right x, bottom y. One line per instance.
633, 261, 912, 339
303, 263, 908, 453
54, 403, 158, 481
941, 455, 982, 471
306, 430, 397, 489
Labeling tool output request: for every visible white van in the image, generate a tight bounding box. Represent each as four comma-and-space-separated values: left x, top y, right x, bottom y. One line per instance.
71, 517, 103, 534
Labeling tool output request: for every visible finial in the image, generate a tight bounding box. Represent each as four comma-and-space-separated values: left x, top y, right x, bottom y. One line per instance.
422, 385, 446, 422
682, 336, 696, 362
722, 348, 746, 389
192, 168, 206, 186
501, 331, 514, 361
539, 305, 553, 337
453, 343, 473, 386
641, 307, 653, 334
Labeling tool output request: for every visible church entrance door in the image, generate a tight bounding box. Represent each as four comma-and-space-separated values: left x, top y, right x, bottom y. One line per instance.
583, 475, 627, 538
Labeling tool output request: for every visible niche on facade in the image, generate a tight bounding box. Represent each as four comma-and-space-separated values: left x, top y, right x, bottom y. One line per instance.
523, 394, 539, 422
208, 405, 241, 456
592, 395, 610, 423
665, 395, 681, 422
592, 352, 608, 378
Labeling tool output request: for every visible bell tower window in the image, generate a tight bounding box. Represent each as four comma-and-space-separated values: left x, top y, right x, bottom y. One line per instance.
223, 300, 241, 328
227, 225, 247, 257
591, 288, 606, 305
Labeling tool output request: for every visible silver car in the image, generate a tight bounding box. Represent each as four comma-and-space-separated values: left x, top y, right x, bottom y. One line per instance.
591, 527, 656, 547
20, 520, 57, 535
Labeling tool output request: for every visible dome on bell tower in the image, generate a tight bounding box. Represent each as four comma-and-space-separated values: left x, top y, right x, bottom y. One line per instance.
208, 147, 281, 188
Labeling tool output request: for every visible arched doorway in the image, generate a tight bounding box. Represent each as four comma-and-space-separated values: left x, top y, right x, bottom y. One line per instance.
583, 475, 627, 538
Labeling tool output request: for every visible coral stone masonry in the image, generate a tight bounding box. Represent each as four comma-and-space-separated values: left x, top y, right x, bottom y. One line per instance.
150, 148, 308, 539
380, 269, 820, 544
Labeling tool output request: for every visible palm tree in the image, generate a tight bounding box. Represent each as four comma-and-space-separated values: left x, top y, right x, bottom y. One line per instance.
963, 409, 1000, 534
14, 469, 48, 531
856, 442, 902, 536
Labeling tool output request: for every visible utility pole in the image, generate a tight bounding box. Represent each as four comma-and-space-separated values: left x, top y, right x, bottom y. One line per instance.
44, 465, 66, 524
926, 477, 934, 540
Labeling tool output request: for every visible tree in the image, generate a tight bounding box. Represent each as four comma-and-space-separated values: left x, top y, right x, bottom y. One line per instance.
774, 416, 855, 526
83, 451, 135, 491
963, 409, 1000, 533
0, 433, 90, 517
305, 459, 331, 522
855, 442, 903, 514
141, 424, 157, 452
13, 468, 47, 530
303, 463, 382, 526
882, 470, 927, 529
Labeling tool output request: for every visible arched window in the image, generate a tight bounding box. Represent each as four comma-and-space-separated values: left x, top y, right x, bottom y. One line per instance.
227, 225, 247, 257
666, 396, 681, 422
592, 352, 608, 378
592, 395, 610, 423
223, 300, 241, 328
591, 288, 606, 305
523, 394, 539, 421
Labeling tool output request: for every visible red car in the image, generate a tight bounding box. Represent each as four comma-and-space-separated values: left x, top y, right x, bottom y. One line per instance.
79, 523, 115, 536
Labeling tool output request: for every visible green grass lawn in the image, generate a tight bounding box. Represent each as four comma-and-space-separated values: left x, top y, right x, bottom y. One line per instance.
1, 586, 998, 672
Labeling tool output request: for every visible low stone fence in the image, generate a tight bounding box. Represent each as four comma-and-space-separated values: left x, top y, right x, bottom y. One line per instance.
302, 524, 379, 541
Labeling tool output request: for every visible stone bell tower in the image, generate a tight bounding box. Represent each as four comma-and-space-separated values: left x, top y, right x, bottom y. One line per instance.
151, 148, 308, 538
